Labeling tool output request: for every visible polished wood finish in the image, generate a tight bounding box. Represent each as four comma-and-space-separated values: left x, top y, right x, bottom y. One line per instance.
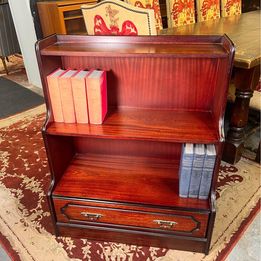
37, 0, 96, 37
161, 11, 261, 164
54, 198, 209, 237
53, 153, 210, 210
47, 109, 219, 144
36, 34, 234, 253
57, 223, 208, 253
161, 11, 260, 69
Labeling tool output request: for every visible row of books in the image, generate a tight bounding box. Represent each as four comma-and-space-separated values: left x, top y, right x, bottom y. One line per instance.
46, 68, 107, 125
179, 144, 216, 199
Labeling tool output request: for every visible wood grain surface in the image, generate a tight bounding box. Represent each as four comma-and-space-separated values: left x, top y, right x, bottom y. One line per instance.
161, 11, 260, 69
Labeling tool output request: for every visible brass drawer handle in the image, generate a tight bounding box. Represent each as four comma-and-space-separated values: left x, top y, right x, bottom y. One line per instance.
154, 220, 177, 230
80, 212, 103, 221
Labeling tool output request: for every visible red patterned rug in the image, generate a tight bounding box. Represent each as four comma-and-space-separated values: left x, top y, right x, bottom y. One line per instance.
0, 105, 260, 261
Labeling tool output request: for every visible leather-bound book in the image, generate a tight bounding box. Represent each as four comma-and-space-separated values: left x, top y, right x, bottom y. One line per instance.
86, 70, 107, 124
71, 70, 90, 124
59, 70, 78, 123
46, 68, 65, 122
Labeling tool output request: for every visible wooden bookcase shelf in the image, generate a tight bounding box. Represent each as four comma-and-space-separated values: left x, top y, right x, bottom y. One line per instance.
36, 34, 234, 254
53, 153, 210, 211
40, 39, 228, 57
46, 108, 219, 143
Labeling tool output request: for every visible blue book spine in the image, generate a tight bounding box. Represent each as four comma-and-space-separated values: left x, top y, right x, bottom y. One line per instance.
179, 144, 193, 198
198, 145, 216, 199
198, 169, 214, 199
188, 144, 205, 198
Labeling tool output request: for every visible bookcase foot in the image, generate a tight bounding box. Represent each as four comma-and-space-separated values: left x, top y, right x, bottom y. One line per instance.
57, 222, 209, 253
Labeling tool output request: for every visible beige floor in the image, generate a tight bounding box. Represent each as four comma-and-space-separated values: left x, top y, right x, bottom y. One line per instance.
0, 56, 260, 261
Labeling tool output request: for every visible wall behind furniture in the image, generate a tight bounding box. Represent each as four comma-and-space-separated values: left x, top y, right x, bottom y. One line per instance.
8, 0, 42, 88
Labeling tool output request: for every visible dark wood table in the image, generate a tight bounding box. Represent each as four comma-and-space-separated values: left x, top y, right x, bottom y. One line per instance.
160, 11, 261, 164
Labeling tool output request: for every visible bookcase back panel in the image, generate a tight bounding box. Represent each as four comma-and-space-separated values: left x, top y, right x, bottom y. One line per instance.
62, 56, 225, 111
73, 137, 182, 160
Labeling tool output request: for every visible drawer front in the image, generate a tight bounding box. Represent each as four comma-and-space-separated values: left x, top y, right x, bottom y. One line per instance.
54, 198, 209, 237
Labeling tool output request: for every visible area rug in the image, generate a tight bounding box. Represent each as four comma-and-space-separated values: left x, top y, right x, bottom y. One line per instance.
0, 105, 260, 261
0, 77, 43, 119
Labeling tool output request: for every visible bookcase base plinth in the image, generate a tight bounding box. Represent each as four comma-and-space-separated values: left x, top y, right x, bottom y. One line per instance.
56, 222, 209, 254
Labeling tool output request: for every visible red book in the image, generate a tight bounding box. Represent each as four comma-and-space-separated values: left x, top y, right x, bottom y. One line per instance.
46, 68, 65, 122
86, 70, 107, 124
71, 70, 90, 124
59, 70, 78, 123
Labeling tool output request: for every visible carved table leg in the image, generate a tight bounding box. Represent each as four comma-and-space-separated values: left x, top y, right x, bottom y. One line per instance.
222, 65, 260, 164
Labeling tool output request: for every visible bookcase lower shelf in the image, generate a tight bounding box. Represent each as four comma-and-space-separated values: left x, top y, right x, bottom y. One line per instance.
49, 153, 213, 253
53, 153, 210, 210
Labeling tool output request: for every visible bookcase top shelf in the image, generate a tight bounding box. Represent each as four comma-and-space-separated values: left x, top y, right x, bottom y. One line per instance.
46, 108, 219, 143
39, 34, 231, 58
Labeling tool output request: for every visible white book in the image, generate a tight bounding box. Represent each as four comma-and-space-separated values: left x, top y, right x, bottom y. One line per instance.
198, 144, 216, 199
188, 144, 205, 198
179, 143, 194, 198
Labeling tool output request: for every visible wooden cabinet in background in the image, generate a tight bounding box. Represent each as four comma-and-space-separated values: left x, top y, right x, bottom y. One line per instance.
37, 0, 96, 37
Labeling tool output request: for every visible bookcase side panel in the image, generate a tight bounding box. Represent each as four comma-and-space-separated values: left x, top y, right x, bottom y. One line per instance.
212, 59, 231, 138
210, 143, 224, 194
43, 134, 75, 187
42, 134, 75, 235
62, 56, 220, 111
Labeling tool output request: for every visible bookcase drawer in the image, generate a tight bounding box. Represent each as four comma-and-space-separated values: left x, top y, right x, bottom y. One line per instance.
53, 198, 209, 237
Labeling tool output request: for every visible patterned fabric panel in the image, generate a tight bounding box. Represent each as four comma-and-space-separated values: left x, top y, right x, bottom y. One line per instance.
81, 0, 157, 35
167, 0, 196, 28
125, 0, 163, 30
196, 0, 221, 22
221, 0, 241, 17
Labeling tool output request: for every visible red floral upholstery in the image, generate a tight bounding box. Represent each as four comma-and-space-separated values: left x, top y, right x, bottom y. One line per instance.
166, 0, 196, 27
125, 0, 162, 30
197, 0, 221, 22
82, 0, 157, 35
221, 0, 241, 17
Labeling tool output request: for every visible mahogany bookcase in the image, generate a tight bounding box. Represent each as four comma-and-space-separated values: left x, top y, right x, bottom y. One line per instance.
36, 34, 234, 254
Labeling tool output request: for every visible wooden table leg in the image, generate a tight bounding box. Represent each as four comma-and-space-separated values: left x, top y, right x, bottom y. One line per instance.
222, 65, 260, 164
0, 56, 8, 74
